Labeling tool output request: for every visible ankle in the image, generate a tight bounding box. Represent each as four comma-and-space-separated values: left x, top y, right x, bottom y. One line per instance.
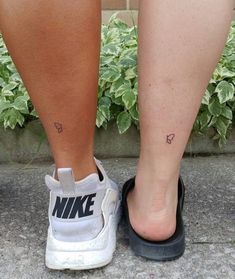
136, 159, 180, 189
55, 157, 97, 181
127, 159, 179, 241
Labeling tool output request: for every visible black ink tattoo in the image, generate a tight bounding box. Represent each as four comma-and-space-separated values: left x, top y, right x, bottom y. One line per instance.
54, 122, 63, 133
166, 133, 175, 144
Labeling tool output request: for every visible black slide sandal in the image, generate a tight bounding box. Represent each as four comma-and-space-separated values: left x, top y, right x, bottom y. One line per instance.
122, 177, 185, 261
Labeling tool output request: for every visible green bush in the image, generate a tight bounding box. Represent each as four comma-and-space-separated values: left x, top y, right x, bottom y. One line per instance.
0, 15, 235, 146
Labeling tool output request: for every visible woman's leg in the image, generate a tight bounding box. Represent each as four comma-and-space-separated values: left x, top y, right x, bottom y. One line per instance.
0, 0, 101, 180
128, 0, 234, 241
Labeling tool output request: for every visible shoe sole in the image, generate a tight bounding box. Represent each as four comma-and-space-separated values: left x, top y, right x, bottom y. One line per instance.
45, 204, 121, 270
129, 226, 185, 261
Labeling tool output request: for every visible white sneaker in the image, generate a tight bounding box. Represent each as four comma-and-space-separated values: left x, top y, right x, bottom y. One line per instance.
44, 158, 121, 270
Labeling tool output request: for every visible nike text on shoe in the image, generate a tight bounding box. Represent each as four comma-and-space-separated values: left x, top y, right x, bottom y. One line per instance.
45, 159, 121, 270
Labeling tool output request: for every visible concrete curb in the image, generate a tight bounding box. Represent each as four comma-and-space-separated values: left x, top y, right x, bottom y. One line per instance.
0, 120, 234, 163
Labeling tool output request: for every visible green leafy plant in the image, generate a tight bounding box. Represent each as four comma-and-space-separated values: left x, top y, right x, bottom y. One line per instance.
193, 20, 235, 146
0, 38, 36, 129
97, 14, 138, 133
0, 15, 235, 146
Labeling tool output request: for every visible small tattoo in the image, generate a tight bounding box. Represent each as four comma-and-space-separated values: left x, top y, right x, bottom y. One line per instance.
54, 122, 63, 133
166, 133, 175, 144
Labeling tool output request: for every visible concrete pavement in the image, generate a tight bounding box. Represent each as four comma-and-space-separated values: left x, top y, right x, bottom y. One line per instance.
0, 156, 234, 279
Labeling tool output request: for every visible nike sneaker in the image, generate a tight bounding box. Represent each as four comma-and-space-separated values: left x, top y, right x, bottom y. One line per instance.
44, 158, 121, 270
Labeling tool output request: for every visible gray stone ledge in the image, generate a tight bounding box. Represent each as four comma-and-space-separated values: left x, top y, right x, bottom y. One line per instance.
0, 120, 234, 163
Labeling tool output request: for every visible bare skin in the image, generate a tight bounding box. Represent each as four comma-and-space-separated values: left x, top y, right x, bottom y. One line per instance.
128, 0, 234, 241
0, 0, 101, 180
0, 0, 233, 242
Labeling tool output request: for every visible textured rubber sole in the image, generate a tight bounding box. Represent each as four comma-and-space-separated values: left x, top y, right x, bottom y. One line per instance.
129, 227, 185, 261
46, 249, 113, 270
45, 205, 121, 270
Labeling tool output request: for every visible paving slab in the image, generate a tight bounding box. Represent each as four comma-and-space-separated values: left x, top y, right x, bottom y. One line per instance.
0, 156, 234, 279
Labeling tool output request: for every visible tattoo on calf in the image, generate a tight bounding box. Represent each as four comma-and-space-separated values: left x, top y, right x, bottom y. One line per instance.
54, 122, 63, 133
166, 133, 175, 144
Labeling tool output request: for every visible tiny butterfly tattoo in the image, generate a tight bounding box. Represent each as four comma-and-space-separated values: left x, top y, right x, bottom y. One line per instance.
166, 133, 175, 144
54, 122, 63, 133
